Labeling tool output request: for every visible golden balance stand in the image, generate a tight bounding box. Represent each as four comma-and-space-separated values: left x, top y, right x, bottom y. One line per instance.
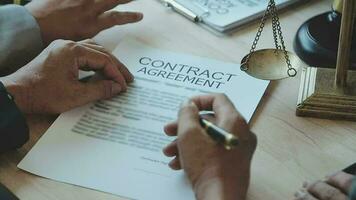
296, 0, 356, 121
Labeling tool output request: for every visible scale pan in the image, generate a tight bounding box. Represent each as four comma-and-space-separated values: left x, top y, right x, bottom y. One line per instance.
240, 49, 302, 80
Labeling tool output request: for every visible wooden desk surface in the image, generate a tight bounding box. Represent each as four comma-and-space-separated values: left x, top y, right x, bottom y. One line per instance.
2, 0, 356, 199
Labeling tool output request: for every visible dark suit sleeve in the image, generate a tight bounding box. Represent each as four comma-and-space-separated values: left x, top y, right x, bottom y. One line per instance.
350, 179, 356, 200
0, 183, 19, 200
0, 82, 29, 153
344, 163, 356, 200
0, 4, 43, 74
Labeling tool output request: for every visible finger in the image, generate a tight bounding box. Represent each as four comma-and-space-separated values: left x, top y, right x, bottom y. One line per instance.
169, 157, 181, 170
96, 11, 143, 30
326, 171, 354, 194
164, 122, 178, 136
80, 42, 134, 83
294, 190, 318, 200
75, 45, 128, 91
307, 181, 348, 200
163, 139, 178, 157
95, 0, 133, 14
190, 94, 249, 140
200, 113, 217, 124
79, 39, 98, 45
79, 40, 109, 55
110, 53, 134, 83
76, 80, 122, 104
81, 42, 107, 53
177, 100, 202, 138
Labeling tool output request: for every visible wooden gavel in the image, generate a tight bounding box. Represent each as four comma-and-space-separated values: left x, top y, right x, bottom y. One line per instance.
295, 0, 356, 121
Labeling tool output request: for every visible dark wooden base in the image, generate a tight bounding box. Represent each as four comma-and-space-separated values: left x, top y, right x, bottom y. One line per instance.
296, 67, 356, 121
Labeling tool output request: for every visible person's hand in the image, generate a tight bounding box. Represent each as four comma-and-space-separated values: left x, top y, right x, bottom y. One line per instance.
163, 94, 257, 200
1, 39, 133, 114
294, 171, 355, 200
25, 0, 143, 45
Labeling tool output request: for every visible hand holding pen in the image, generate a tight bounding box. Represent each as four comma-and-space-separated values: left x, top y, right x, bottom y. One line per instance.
163, 94, 257, 200
199, 112, 239, 150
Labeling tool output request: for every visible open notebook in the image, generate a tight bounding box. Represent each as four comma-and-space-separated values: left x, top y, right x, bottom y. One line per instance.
160, 0, 306, 33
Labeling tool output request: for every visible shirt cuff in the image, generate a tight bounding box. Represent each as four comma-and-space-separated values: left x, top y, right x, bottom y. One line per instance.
0, 4, 43, 73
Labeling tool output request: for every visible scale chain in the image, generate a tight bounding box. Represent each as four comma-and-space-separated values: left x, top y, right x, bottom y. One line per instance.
241, 0, 297, 77
241, 0, 273, 71
270, 0, 296, 77
271, 4, 281, 50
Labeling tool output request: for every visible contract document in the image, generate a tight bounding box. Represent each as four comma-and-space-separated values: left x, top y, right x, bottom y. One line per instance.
18, 40, 269, 200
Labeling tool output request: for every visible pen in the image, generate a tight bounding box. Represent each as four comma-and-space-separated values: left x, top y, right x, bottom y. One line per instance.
0, 0, 31, 5
161, 0, 200, 22
199, 116, 239, 150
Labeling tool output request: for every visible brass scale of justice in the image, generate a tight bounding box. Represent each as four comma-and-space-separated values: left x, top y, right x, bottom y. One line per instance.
240, 0, 301, 80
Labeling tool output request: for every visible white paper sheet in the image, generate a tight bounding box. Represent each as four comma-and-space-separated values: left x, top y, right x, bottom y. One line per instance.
18, 40, 269, 200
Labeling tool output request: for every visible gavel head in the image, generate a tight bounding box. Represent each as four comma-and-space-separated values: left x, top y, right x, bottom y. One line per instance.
293, 0, 356, 70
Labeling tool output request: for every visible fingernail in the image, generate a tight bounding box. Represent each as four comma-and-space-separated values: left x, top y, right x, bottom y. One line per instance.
162, 147, 168, 155
322, 176, 330, 182
168, 160, 177, 169
181, 100, 197, 108
136, 13, 144, 20
294, 190, 307, 198
168, 160, 174, 167
112, 83, 122, 94
129, 73, 135, 82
